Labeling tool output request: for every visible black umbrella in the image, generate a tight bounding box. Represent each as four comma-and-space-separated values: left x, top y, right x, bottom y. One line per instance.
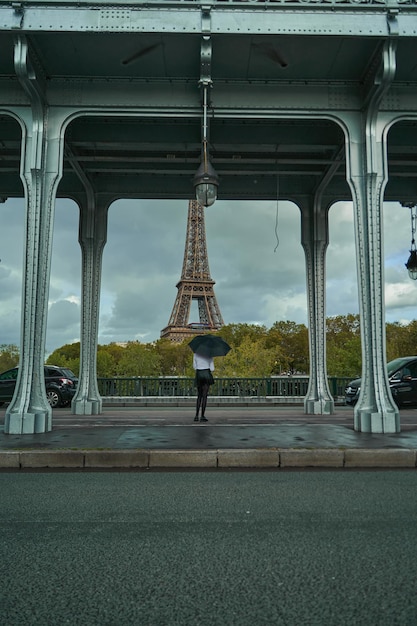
188, 334, 231, 358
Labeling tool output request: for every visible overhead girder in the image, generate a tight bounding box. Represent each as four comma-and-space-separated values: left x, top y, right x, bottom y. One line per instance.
0, 5, 416, 206
3, 112, 417, 203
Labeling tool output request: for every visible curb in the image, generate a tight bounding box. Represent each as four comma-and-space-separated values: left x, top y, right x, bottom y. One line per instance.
0, 448, 416, 469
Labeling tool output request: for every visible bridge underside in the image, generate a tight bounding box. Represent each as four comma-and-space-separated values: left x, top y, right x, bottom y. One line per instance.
1, 1, 417, 433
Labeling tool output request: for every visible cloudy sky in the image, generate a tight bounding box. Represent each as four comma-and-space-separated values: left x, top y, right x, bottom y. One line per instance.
1, 196, 417, 354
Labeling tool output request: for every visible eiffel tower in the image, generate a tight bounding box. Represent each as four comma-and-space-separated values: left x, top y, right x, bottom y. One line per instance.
160, 200, 224, 342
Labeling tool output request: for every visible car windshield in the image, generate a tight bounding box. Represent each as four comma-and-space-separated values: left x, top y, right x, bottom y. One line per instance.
60, 368, 76, 378
387, 358, 415, 376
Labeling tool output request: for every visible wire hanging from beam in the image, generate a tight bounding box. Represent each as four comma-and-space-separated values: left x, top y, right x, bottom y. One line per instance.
274, 172, 280, 253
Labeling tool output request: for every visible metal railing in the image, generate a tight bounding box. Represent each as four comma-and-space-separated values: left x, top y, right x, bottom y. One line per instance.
97, 376, 352, 399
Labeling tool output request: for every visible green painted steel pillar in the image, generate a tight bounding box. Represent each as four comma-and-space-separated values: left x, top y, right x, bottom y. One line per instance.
5, 38, 64, 433
71, 196, 109, 415
301, 196, 334, 415
345, 41, 400, 433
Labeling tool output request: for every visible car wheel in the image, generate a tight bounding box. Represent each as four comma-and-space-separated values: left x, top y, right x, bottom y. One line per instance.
46, 389, 62, 408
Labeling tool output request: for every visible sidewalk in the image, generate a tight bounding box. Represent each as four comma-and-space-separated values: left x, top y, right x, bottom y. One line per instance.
1, 404, 417, 469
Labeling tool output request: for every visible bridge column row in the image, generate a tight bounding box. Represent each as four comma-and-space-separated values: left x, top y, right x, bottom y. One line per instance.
5, 104, 400, 434
3, 42, 401, 434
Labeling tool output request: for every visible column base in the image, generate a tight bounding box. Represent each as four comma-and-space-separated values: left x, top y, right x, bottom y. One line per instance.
304, 398, 334, 415
4, 409, 52, 434
71, 398, 102, 415
354, 407, 400, 433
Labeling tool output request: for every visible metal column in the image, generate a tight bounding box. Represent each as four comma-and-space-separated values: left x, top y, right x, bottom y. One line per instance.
72, 196, 109, 415
301, 196, 334, 415
5, 37, 64, 433
345, 41, 400, 433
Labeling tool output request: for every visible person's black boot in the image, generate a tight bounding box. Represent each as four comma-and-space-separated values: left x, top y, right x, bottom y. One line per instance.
194, 415, 199, 422
200, 416, 208, 422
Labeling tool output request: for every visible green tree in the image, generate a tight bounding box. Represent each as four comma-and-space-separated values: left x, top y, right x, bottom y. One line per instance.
326, 335, 362, 377
116, 341, 160, 376
154, 339, 194, 377
405, 319, 417, 356
326, 313, 360, 337
0, 344, 19, 372
97, 343, 125, 376
96, 349, 117, 377
215, 336, 275, 377
326, 314, 361, 376
386, 321, 415, 362
219, 323, 268, 348
406, 320, 417, 356
266, 321, 309, 374
46, 342, 80, 375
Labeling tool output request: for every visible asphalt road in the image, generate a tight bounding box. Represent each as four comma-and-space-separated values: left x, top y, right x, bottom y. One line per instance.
1, 471, 417, 625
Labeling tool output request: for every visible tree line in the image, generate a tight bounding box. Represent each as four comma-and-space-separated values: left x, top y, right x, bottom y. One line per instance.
1, 314, 417, 378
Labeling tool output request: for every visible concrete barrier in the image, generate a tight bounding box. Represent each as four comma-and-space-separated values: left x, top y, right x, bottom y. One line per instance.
1, 447, 417, 469
218, 449, 279, 468
149, 450, 217, 468
0, 451, 20, 468
344, 448, 417, 468
84, 450, 149, 468
280, 449, 344, 467
20, 450, 85, 468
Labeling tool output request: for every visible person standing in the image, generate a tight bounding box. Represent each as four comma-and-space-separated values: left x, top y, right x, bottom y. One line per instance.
193, 351, 214, 422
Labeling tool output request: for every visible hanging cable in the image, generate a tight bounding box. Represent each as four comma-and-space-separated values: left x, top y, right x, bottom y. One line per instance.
410, 204, 416, 251
274, 173, 280, 252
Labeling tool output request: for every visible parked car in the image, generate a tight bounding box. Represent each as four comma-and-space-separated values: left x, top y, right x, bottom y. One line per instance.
345, 356, 417, 407
0, 365, 78, 408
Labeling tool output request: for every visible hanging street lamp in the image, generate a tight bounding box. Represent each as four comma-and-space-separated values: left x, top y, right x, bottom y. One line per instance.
194, 81, 219, 207
402, 202, 417, 280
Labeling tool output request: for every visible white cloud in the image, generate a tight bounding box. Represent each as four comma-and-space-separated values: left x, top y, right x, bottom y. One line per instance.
385, 281, 417, 308
262, 291, 308, 326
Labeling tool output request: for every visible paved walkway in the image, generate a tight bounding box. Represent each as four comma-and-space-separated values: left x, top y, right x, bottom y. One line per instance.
1, 404, 417, 469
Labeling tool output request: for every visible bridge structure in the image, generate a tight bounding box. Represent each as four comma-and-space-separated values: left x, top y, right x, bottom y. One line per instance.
1, 0, 417, 434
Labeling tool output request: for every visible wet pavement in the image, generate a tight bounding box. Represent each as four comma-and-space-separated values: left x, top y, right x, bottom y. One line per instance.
1, 404, 417, 451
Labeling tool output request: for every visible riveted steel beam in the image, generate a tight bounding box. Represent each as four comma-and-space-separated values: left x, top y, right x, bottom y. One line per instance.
2, 2, 417, 36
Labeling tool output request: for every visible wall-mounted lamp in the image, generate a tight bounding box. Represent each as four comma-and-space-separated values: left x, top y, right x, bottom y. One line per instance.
401, 202, 417, 280
193, 82, 219, 207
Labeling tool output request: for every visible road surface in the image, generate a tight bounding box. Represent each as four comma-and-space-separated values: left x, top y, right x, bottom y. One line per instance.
1, 471, 417, 625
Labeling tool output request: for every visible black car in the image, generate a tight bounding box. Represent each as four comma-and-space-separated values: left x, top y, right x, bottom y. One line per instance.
345, 356, 417, 408
0, 365, 78, 408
